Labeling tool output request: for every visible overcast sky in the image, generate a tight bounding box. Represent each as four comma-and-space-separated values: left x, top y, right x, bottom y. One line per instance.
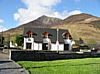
0, 0, 100, 31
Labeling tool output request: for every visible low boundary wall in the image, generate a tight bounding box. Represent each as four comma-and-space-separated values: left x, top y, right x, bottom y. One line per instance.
11, 50, 100, 61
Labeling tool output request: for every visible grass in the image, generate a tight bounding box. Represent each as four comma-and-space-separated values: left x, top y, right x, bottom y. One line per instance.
17, 58, 100, 74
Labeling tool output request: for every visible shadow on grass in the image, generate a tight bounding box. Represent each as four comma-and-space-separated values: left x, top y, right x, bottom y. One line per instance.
25, 62, 100, 70
0, 67, 22, 70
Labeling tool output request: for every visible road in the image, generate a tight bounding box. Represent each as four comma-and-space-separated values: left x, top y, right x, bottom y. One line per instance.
0, 51, 28, 74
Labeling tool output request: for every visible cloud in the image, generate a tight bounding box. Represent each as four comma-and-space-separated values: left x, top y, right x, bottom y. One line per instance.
49, 10, 82, 19
0, 25, 7, 32
67, 10, 82, 16
21, 0, 61, 7
0, 19, 7, 32
14, 0, 61, 24
14, 0, 82, 24
0, 19, 4, 23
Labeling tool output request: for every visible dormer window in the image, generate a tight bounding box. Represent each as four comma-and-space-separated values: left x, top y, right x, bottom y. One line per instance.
42, 31, 52, 38
26, 31, 37, 38
62, 32, 72, 39
26, 31, 32, 37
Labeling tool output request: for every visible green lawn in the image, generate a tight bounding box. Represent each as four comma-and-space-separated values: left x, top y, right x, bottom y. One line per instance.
17, 58, 100, 74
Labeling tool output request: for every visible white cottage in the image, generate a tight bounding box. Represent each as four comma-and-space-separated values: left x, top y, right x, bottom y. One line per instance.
23, 31, 37, 50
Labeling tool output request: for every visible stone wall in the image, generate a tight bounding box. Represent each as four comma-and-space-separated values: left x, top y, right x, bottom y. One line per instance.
11, 50, 100, 61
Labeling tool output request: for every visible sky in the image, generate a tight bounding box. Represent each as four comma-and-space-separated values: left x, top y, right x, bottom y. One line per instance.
0, 0, 100, 31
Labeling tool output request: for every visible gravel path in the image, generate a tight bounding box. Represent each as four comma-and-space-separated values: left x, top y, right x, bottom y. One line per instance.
0, 51, 29, 74
0, 52, 9, 60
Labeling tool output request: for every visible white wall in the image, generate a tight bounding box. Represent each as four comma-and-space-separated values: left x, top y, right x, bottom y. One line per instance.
23, 38, 34, 50
33, 42, 64, 51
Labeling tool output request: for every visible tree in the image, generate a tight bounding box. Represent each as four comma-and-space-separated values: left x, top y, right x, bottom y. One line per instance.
0, 36, 4, 47
15, 35, 23, 46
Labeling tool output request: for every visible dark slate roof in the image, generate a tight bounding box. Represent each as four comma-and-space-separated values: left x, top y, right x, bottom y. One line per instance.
23, 27, 69, 43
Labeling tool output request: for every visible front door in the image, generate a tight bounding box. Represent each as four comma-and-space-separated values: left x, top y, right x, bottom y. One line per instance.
26, 43, 32, 49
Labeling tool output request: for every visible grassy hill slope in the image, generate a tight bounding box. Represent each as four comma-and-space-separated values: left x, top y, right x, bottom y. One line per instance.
53, 23, 100, 44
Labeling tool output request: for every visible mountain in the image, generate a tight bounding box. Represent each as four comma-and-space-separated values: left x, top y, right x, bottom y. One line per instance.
18, 15, 63, 28
64, 13, 100, 24
3, 15, 63, 38
53, 13, 100, 44
2, 13, 100, 44
35, 15, 63, 26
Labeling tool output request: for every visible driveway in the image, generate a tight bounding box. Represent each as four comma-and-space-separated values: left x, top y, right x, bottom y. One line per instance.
0, 51, 28, 74
0, 51, 9, 60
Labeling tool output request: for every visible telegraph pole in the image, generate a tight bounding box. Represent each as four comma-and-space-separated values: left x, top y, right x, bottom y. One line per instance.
56, 28, 59, 52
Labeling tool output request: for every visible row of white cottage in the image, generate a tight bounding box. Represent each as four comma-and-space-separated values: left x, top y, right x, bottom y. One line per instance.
23, 30, 75, 51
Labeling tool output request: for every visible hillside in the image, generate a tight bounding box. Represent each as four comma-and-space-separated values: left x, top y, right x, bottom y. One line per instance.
2, 13, 100, 44
64, 13, 98, 23
53, 13, 100, 44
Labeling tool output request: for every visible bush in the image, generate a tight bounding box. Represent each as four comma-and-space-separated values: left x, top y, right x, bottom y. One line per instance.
15, 35, 23, 46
